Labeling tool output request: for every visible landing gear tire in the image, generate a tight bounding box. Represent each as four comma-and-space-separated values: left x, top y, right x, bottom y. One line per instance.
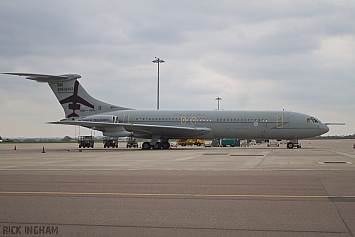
153, 142, 162, 150
142, 142, 151, 150
287, 142, 294, 149
162, 142, 170, 149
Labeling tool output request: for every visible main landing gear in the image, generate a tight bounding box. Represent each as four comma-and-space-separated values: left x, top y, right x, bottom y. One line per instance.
142, 141, 171, 150
141, 135, 171, 150
286, 139, 301, 149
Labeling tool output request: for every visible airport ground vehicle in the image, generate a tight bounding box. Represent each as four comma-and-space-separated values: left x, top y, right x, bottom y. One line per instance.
126, 138, 139, 148
103, 137, 118, 148
176, 139, 204, 146
78, 136, 94, 148
267, 140, 279, 147
221, 139, 236, 147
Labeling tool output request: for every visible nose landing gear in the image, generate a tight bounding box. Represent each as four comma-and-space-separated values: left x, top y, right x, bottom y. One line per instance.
287, 139, 301, 149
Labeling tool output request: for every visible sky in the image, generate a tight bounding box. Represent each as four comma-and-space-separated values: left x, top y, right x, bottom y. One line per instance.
0, 0, 354, 138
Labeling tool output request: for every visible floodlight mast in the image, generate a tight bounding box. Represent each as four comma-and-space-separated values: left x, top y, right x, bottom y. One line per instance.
152, 57, 165, 110
215, 97, 222, 110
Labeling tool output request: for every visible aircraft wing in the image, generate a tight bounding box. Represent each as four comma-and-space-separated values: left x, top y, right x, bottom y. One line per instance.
48, 120, 212, 138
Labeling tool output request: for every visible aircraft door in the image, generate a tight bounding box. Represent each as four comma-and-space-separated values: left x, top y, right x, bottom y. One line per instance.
191, 117, 196, 125
180, 117, 197, 125
276, 114, 284, 128
123, 113, 130, 123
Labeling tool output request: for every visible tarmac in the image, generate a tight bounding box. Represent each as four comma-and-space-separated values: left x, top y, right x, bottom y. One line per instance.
0, 140, 355, 236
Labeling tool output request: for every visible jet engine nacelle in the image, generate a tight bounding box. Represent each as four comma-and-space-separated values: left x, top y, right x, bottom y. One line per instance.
80, 115, 118, 123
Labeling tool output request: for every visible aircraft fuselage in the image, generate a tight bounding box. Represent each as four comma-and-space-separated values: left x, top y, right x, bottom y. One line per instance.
85, 110, 329, 140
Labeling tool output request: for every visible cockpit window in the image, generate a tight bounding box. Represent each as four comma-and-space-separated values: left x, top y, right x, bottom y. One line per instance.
307, 117, 320, 123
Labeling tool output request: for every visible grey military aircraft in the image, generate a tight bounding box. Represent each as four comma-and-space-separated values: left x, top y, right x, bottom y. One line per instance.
3, 73, 331, 149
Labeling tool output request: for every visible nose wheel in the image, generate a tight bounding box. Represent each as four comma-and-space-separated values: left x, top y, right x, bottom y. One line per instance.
287, 140, 301, 149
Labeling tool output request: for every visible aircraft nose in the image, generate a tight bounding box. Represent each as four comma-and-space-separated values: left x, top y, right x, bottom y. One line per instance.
322, 124, 330, 134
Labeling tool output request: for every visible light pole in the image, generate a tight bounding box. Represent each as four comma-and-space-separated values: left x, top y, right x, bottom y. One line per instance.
215, 97, 222, 110
152, 57, 165, 110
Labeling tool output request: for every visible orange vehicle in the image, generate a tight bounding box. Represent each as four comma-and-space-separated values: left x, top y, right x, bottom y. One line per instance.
176, 139, 204, 146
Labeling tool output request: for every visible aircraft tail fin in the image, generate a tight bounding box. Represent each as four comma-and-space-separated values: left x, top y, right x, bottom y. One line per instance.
3, 73, 132, 118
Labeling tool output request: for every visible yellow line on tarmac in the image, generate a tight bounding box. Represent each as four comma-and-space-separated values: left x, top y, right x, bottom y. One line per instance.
0, 191, 355, 199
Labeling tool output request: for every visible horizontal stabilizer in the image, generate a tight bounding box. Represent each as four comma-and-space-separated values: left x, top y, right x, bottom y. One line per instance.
2, 73, 80, 83
324, 123, 345, 125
